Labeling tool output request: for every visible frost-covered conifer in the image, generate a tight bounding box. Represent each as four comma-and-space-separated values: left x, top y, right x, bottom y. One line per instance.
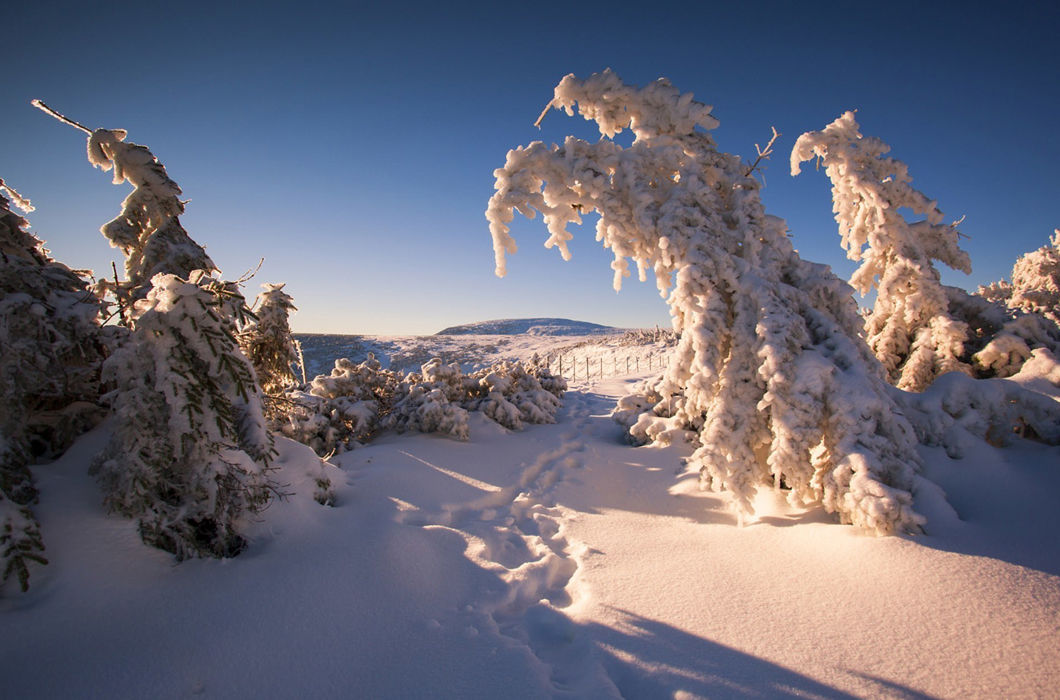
33, 106, 280, 557
240, 283, 304, 395
0, 179, 103, 590
1006, 230, 1060, 324
791, 112, 973, 391
92, 271, 275, 559
0, 179, 104, 456
968, 231, 1060, 377
487, 71, 925, 534
83, 127, 215, 303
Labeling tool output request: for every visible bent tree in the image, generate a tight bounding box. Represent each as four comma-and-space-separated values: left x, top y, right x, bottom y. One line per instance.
34, 101, 275, 559
486, 70, 924, 534
791, 112, 973, 391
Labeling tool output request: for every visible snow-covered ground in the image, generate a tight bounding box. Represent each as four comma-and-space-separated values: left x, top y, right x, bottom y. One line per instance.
3, 333, 1059, 699
296, 331, 674, 381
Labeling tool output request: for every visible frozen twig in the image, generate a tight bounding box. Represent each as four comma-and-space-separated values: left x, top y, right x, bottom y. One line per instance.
235, 258, 266, 286
744, 126, 780, 178
31, 100, 93, 135
533, 99, 556, 129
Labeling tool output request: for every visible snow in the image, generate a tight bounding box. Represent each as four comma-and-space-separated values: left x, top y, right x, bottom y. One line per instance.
4, 332, 1059, 698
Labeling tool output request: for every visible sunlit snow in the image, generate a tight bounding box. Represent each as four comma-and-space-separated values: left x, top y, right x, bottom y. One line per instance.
3, 331, 1058, 699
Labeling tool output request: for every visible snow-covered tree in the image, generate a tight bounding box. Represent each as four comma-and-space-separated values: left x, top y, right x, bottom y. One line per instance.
92, 271, 275, 559
487, 70, 925, 534
34, 100, 216, 308
791, 113, 974, 391
240, 283, 304, 395
1004, 230, 1060, 324
84, 128, 216, 305
0, 179, 104, 457
967, 231, 1060, 377
33, 105, 277, 558
0, 179, 104, 591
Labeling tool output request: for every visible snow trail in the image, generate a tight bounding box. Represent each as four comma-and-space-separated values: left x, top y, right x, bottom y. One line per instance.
399, 388, 622, 696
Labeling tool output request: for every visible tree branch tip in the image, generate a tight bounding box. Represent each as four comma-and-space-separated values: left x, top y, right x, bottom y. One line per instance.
31, 99, 93, 134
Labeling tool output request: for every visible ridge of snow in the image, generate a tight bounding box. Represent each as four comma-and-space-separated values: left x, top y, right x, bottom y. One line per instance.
435, 318, 622, 336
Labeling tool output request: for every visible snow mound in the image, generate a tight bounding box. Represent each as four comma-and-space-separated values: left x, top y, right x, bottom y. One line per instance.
435, 318, 621, 336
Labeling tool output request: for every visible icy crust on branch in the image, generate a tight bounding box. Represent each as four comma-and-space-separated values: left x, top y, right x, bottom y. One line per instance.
86, 129, 215, 297
488, 71, 925, 534
92, 271, 275, 560
791, 112, 972, 392
240, 283, 304, 394
276, 357, 566, 457
1, 181, 103, 591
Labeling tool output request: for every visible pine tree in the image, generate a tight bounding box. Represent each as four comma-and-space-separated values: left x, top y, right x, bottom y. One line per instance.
35, 102, 276, 558
487, 71, 924, 534
0, 179, 103, 591
240, 283, 304, 395
85, 127, 216, 304
91, 271, 275, 559
33, 100, 215, 308
791, 112, 973, 391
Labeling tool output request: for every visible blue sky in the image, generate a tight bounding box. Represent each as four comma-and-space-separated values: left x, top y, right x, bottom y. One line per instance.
6, 1, 1058, 334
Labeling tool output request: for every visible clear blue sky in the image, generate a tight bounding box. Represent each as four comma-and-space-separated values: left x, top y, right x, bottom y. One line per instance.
6, 1, 1058, 334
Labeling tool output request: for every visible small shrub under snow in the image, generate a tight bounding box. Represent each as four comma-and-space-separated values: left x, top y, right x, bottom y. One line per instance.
275, 356, 567, 456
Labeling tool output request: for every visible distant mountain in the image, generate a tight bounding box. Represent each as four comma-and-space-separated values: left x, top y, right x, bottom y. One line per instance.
435, 318, 622, 336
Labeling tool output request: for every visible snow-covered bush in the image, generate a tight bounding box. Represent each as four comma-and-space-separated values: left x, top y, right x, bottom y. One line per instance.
0, 179, 104, 591
387, 358, 472, 439
1008, 230, 1060, 324
92, 271, 275, 559
277, 356, 566, 456
389, 358, 565, 437
487, 70, 925, 534
465, 361, 564, 430
241, 283, 305, 394
967, 232, 1060, 377
276, 355, 400, 455
792, 112, 973, 391
896, 353, 1060, 458
617, 327, 680, 347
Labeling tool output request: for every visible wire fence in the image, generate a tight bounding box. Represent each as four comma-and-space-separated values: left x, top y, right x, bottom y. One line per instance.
541, 352, 667, 382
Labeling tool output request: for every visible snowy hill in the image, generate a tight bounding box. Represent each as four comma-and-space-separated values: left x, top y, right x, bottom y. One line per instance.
435, 318, 621, 336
